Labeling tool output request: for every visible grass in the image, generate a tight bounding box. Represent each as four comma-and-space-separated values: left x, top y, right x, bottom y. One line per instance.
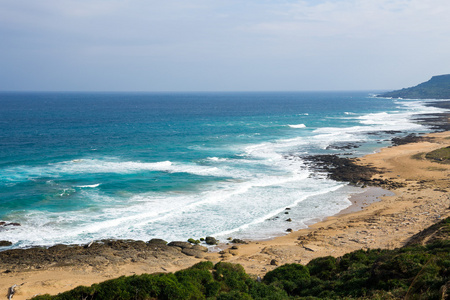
412, 147, 450, 164
425, 146, 450, 164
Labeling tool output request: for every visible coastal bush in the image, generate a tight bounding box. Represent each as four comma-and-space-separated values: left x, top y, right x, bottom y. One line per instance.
214, 262, 250, 293
263, 263, 310, 295
307, 256, 337, 280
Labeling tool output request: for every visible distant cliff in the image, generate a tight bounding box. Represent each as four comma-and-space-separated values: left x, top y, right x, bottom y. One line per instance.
378, 74, 450, 99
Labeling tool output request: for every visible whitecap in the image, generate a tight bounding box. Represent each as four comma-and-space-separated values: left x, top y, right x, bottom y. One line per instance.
77, 183, 101, 188
288, 124, 306, 129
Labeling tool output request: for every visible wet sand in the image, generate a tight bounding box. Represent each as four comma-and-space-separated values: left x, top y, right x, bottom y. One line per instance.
1, 131, 449, 300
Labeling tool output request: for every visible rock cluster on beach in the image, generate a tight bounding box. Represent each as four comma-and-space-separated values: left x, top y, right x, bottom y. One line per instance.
301, 154, 405, 189
0, 239, 211, 272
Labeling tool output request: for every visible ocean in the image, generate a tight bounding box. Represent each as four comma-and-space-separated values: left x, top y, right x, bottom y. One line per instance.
0, 91, 446, 249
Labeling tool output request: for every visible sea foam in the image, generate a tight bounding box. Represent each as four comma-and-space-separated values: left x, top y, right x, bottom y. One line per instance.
288, 124, 306, 128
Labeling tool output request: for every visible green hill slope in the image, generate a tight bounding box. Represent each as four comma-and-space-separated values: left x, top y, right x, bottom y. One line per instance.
379, 74, 450, 99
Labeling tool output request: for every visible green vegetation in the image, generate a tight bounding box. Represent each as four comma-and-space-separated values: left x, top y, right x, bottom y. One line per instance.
412, 146, 450, 164
33, 218, 450, 299
188, 238, 201, 245
379, 74, 450, 99
425, 146, 450, 164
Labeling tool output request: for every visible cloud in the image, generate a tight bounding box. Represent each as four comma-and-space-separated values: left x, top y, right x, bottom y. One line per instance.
0, 0, 450, 91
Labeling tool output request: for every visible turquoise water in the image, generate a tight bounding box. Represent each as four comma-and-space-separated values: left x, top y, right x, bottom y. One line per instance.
0, 92, 445, 248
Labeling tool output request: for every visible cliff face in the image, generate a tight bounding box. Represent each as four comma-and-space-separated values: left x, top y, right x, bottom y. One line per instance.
379, 74, 450, 99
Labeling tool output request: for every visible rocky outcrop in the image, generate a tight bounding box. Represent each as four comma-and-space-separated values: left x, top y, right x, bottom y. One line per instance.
0, 241, 12, 247
302, 154, 380, 185
205, 237, 218, 245
391, 133, 431, 146
301, 154, 405, 189
0, 238, 209, 271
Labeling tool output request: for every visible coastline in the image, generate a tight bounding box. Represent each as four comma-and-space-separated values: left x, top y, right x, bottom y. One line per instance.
1, 130, 450, 299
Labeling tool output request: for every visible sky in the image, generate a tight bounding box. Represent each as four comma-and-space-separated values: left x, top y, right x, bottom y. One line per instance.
0, 0, 449, 92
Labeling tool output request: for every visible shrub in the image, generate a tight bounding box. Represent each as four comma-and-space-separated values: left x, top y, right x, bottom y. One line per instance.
307, 256, 337, 280
264, 263, 310, 295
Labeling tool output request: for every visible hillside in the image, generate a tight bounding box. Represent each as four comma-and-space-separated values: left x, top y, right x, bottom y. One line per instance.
379, 74, 450, 99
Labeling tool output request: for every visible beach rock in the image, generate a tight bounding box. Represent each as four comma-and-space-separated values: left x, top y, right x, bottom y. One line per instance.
0, 241, 12, 247
187, 238, 200, 244
48, 244, 69, 251
286, 228, 293, 232
229, 249, 239, 256
167, 241, 193, 249
326, 142, 361, 150
231, 238, 247, 244
103, 239, 147, 250
270, 259, 279, 266
391, 133, 430, 146
220, 252, 233, 259
303, 244, 320, 252
0, 222, 21, 228
192, 244, 208, 252
205, 236, 217, 245
286, 218, 292, 222
5, 222, 21, 226
181, 248, 201, 257
147, 239, 168, 246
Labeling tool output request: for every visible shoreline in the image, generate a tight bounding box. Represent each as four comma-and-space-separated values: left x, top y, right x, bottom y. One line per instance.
1, 130, 450, 299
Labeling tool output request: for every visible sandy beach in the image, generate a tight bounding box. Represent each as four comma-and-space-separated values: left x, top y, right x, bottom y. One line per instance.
1, 130, 449, 300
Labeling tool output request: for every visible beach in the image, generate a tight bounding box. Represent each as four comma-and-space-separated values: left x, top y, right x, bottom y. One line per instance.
1, 130, 449, 299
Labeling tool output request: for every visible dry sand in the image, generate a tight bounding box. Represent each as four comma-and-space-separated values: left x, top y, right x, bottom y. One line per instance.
1, 131, 449, 300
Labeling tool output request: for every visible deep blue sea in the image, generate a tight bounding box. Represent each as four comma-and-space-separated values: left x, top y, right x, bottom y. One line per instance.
0, 91, 446, 248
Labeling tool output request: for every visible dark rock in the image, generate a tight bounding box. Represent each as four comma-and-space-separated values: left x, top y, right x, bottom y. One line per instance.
0, 222, 21, 227
231, 245, 239, 250
231, 239, 247, 244
301, 154, 381, 186
326, 142, 361, 150
0, 238, 195, 272
0, 240, 12, 247
367, 130, 402, 136
270, 259, 279, 266
147, 238, 168, 246
48, 244, 69, 251
286, 228, 293, 232
286, 218, 292, 222
205, 236, 217, 245
391, 134, 430, 146
167, 241, 193, 249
